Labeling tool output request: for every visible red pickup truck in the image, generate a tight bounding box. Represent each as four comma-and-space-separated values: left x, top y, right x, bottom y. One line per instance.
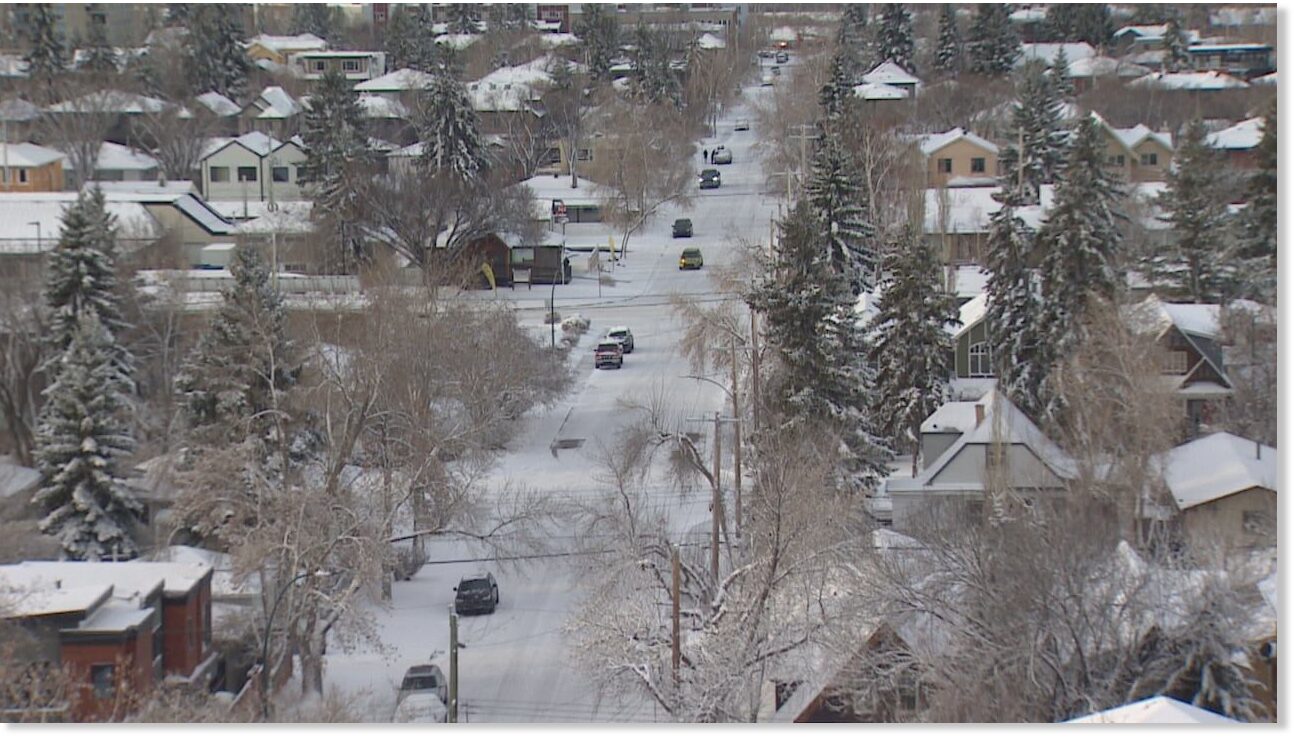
595, 341, 624, 369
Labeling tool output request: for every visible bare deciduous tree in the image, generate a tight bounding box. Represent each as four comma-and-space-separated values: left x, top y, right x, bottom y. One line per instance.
0, 287, 48, 466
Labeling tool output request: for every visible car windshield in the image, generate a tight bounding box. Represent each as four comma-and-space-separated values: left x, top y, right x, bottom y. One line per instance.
459, 579, 490, 591
683, 250, 700, 257
402, 675, 441, 691
597, 343, 620, 351
609, 330, 627, 338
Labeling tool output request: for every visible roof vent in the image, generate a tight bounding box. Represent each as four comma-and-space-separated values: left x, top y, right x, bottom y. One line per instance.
974, 404, 985, 428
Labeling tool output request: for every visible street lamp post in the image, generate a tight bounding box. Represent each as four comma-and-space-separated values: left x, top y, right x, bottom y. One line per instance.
260, 570, 327, 721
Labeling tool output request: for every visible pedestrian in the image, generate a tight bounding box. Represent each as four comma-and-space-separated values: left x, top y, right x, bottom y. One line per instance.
702, 148, 709, 163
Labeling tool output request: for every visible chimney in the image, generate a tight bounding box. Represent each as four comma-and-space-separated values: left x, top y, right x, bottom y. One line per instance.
974, 404, 985, 428
1256, 441, 1261, 460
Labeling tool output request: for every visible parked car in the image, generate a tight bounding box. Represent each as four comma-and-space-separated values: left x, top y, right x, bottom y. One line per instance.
605, 326, 635, 353
595, 340, 624, 369
453, 572, 499, 615
760, 73, 774, 86
734, 119, 750, 131
679, 247, 704, 270
776, 51, 789, 64
397, 664, 448, 708
699, 169, 721, 189
758, 49, 774, 59
711, 147, 733, 164
673, 218, 693, 238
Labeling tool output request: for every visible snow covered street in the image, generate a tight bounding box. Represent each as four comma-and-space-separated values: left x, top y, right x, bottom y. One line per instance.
321, 79, 784, 722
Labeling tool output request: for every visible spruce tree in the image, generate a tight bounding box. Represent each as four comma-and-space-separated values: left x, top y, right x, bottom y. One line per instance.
837, 4, 871, 80
174, 246, 296, 436
79, 21, 118, 76
968, 4, 1020, 76
934, 4, 962, 77
998, 60, 1068, 205
186, 4, 251, 100
806, 128, 876, 294
985, 192, 1046, 419
1049, 45, 1074, 99
301, 68, 372, 271
576, 4, 618, 82
1045, 4, 1114, 47
1236, 102, 1276, 302
874, 3, 915, 72
34, 314, 142, 561
1163, 15, 1190, 73
819, 51, 854, 120
22, 4, 66, 97
1150, 120, 1234, 303
291, 3, 335, 41
417, 72, 487, 181
1035, 117, 1125, 422
866, 228, 959, 474
386, 4, 437, 71
446, 3, 480, 35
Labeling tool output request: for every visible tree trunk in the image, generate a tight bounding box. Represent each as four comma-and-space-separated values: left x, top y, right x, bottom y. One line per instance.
299, 629, 325, 696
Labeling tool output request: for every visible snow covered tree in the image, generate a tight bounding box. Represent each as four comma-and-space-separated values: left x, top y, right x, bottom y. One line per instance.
290, 3, 335, 41
819, 51, 855, 121
866, 227, 959, 473
186, 4, 251, 100
1149, 120, 1234, 303
629, 23, 681, 108
998, 60, 1068, 205
301, 68, 373, 271
968, 4, 1020, 76
22, 4, 66, 97
837, 3, 871, 80
33, 314, 142, 561
1045, 3, 1114, 47
1048, 45, 1074, 99
174, 245, 296, 436
806, 128, 877, 294
985, 192, 1047, 419
934, 4, 963, 76
875, 3, 915, 71
386, 3, 437, 71
78, 21, 118, 76
575, 3, 618, 82
1236, 102, 1276, 302
1163, 14, 1190, 72
485, 3, 529, 32
445, 3, 480, 35
417, 72, 488, 182
1035, 116, 1125, 423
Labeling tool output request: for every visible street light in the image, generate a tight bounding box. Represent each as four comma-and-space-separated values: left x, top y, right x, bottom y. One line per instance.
260, 569, 330, 721
28, 221, 39, 250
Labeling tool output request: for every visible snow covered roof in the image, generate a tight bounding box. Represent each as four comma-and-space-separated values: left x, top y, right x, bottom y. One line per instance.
918, 127, 998, 156
1113, 24, 1202, 43
851, 82, 910, 100
952, 264, 989, 300
194, 91, 241, 117
923, 185, 1052, 235
148, 545, 258, 600
1128, 71, 1250, 91
1251, 71, 1277, 86
519, 174, 602, 212
920, 401, 982, 434
538, 32, 580, 49
1009, 6, 1048, 23
950, 292, 987, 339
1018, 42, 1096, 66
247, 33, 328, 53
0, 195, 160, 253
255, 57, 301, 77
0, 97, 41, 121
696, 32, 726, 50
1066, 696, 1238, 724
0, 578, 111, 618
0, 560, 211, 602
468, 55, 570, 113
0, 142, 65, 167
862, 60, 921, 86
91, 142, 158, 172
253, 86, 302, 119
204, 131, 282, 159
1154, 432, 1276, 510
357, 94, 409, 119
1112, 122, 1173, 151
47, 90, 172, 114
1129, 294, 1222, 339
234, 201, 314, 234
435, 33, 481, 50
770, 26, 798, 42
1207, 116, 1264, 150
353, 67, 436, 92
0, 54, 30, 78
1066, 55, 1150, 79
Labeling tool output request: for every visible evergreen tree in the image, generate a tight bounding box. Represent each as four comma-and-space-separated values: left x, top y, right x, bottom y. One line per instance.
187, 4, 251, 100
300, 68, 372, 270
933, 4, 962, 76
1035, 117, 1125, 422
998, 60, 1068, 205
291, 3, 335, 41
445, 3, 480, 35
819, 51, 854, 120
748, 201, 892, 493
174, 246, 296, 435
1149, 120, 1234, 303
22, 4, 66, 95
385, 5, 418, 70
1163, 15, 1190, 72
874, 3, 914, 72
33, 314, 142, 561
629, 23, 681, 107
1045, 3, 1114, 47
1049, 45, 1074, 99
1236, 102, 1276, 302
576, 4, 618, 82
417, 72, 487, 181
806, 128, 877, 294
837, 3, 871, 80
486, 3, 529, 32
79, 20, 118, 76
968, 4, 1020, 76
866, 228, 959, 473
985, 192, 1046, 419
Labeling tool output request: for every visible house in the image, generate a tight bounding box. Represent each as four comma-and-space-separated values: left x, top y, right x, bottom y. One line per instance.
44, 91, 174, 149
238, 87, 303, 139
1128, 70, 1251, 93
69, 142, 159, 186
922, 185, 1050, 265
0, 560, 216, 720
886, 390, 1077, 531
191, 92, 242, 137
245, 33, 328, 66
915, 128, 1000, 188
1126, 295, 1235, 433
1065, 696, 1238, 724
851, 82, 910, 102
199, 132, 307, 204
860, 61, 920, 96
1064, 55, 1151, 93
356, 95, 414, 145
0, 143, 66, 192
519, 174, 603, 224
1090, 113, 1174, 182
1112, 24, 1203, 53
289, 50, 388, 82
1145, 432, 1276, 553
89, 183, 237, 269
1206, 116, 1265, 169
467, 55, 565, 135
1185, 43, 1274, 79
352, 67, 437, 101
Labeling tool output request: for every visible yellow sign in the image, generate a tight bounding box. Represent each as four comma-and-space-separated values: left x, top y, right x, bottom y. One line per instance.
481, 261, 496, 290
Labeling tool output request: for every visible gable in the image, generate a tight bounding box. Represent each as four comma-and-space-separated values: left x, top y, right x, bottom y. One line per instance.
926, 137, 997, 162
930, 443, 1066, 490
203, 141, 263, 166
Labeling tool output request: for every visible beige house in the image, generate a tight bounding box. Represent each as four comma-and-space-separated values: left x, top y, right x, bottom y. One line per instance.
245, 33, 328, 66
0, 142, 66, 192
200, 132, 307, 204
239, 87, 303, 139
289, 50, 388, 82
1091, 113, 1174, 182
916, 128, 1000, 188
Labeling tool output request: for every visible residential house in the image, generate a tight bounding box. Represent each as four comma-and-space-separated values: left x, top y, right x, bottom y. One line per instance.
244, 33, 328, 66
1185, 43, 1274, 78
535, 4, 571, 32
1017, 41, 1095, 67
1111, 24, 1203, 53
44, 90, 174, 149
88, 182, 237, 269
1008, 5, 1049, 42
200, 132, 307, 204
520, 173, 603, 224
1065, 696, 1238, 723
1126, 295, 1235, 433
1145, 432, 1276, 554
915, 128, 1000, 188
1064, 55, 1151, 93
1091, 113, 1174, 182
0, 560, 216, 720
1206, 116, 1265, 169
851, 82, 910, 103
0, 143, 66, 192
66, 142, 159, 187
356, 95, 415, 145
922, 185, 1050, 265
352, 67, 437, 102
860, 61, 921, 96
467, 55, 562, 136
289, 50, 388, 82
192, 92, 243, 137
238, 86, 303, 139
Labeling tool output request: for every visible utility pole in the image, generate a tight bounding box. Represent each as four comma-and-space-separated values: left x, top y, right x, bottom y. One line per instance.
671, 544, 681, 683
730, 336, 743, 539
750, 308, 761, 434
789, 123, 817, 193
711, 410, 722, 583
448, 605, 460, 723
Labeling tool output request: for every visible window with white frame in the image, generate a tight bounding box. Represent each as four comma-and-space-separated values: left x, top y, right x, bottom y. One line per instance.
968, 341, 993, 377
1161, 350, 1189, 374
1140, 152, 1158, 166
342, 59, 361, 72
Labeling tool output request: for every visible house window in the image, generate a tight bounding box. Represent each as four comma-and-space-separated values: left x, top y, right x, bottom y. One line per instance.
209, 166, 229, 182
1243, 511, 1272, 535
1140, 152, 1159, 166
1106, 154, 1126, 167
342, 59, 361, 72
237, 166, 258, 182
90, 664, 115, 699
1161, 350, 1189, 374
968, 341, 993, 377
577, 148, 592, 161
971, 157, 986, 173
937, 158, 952, 174
272, 166, 290, 183
312, 60, 327, 72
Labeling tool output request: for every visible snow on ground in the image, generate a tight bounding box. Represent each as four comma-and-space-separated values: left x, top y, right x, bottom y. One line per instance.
320, 74, 786, 723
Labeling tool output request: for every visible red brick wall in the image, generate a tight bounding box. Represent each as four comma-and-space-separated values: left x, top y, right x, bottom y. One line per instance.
61, 631, 153, 721
160, 573, 213, 677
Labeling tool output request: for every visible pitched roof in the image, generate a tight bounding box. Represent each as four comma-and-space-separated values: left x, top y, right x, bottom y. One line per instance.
353, 67, 437, 92
862, 60, 920, 86
0, 97, 41, 121
1128, 71, 1250, 91
918, 127, 999, 156
1113, 24, 1203, 44
204, 131, 281, 159
357, 94, 409, 119
923, 185, 1052, 235
0, 560, 211, 602
1089, 112, 1174, 151
1065, 696, 1238, 724
194, 91, 241, 117
1128, 294, 1221, 339
1206, 116, 1264, 150
1065, 55, 1150, 79
0, 142, 65, 167
47, 90, 171, 114
949, 292, 988, 339
247, 33, 328, 53
1251, 71, 1277, 85
92, 141, 158, 172
0, 194, 160, 253
1154, 432, 1277, 510
1018, 42, 1096, 66
253, 86, 301, 119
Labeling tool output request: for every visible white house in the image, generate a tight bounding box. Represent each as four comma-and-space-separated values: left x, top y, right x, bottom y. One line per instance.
199, 132, 307, 204
861, 60, 921, 95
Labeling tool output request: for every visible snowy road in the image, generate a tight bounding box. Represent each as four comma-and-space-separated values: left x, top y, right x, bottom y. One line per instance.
322, 77, 784, 722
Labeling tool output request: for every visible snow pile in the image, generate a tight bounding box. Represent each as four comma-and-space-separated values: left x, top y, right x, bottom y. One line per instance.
770, 26, 797, 42
696, 33, 726, 50
538, 33, 580, 49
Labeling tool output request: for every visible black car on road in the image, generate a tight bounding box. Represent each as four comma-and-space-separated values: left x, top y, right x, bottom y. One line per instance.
454, 572, 499, 615
699, 169, 721, 189
673, 218, 693, 237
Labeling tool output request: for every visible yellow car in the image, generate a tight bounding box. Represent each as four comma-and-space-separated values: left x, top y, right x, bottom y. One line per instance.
679, 248, 703, 270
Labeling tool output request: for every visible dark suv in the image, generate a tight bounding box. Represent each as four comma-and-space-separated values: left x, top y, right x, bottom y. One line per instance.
699, 169, 721, 189
454, 572, 499, 615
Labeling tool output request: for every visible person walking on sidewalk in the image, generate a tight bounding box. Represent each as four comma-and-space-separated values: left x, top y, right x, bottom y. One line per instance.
702, 148, 709, 163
